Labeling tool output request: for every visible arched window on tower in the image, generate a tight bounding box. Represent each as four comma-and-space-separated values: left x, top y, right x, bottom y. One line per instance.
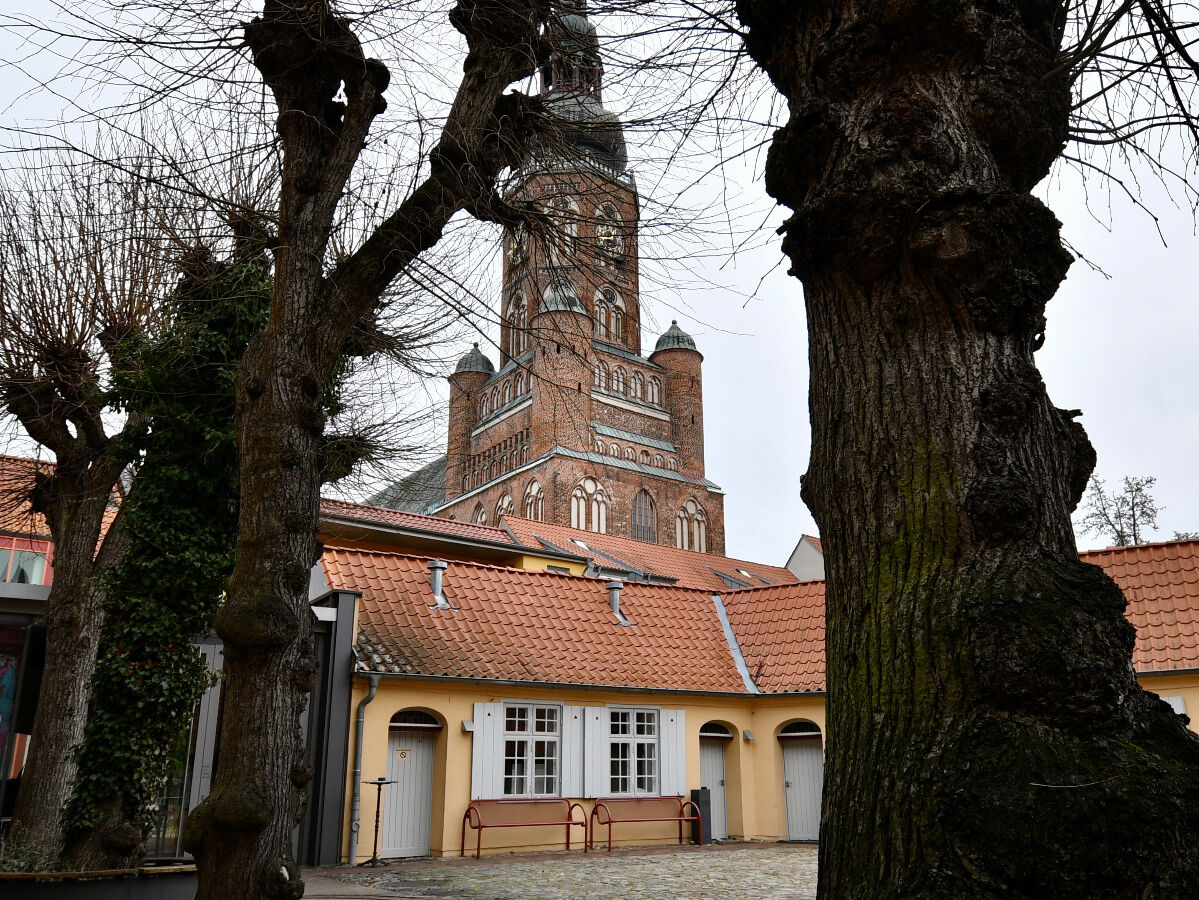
623, 447, 635, 461
524, 480, 544, 521
612, 367, 626, 394
632, 490, 656, 543
594, 361, 608, 389
515, 372, 526, 396
473, 503, 488, 526
509, 295, 527, 357
639, 450, 650, 465
675, 499, 707, 552
480, 394, 490, 418
667, 458, 678, 471
571, 478, 608, 533
491, 387, 500, 411
608, 443, 619, 457
595, 440, 606, 454
648, 377, 662, 405
603, 289, 625, 343
631, 371, 644, 400
502, 380, 512, 406
550, 196, 580, 263
593, 296, 609, 338
495, 494, 514, 520
654, 454, 664, 468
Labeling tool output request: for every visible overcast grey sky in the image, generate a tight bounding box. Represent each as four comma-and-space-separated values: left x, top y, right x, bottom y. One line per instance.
2, 2, 1195, 566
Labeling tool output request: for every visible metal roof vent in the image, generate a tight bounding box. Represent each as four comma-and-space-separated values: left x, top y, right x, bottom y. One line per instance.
606, 580, 630, 626
428, 559, 450, 610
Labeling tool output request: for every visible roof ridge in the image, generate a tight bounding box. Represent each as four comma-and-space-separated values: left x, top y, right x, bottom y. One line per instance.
1079, 536, 1199, 555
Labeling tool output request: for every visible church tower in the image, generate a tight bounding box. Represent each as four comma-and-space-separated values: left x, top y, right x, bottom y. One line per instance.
381, 1, 726, 554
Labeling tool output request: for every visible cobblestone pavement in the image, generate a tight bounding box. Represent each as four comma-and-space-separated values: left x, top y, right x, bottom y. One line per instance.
316, 844, 817, 899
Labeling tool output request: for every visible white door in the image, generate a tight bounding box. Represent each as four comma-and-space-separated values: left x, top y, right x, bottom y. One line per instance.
699, 738, 728, 840
782, 737, 823, 841
381, 730, 435, 858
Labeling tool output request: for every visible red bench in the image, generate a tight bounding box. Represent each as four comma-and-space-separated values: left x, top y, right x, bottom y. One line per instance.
461, 798, 588, 859
588, 796, 702, 851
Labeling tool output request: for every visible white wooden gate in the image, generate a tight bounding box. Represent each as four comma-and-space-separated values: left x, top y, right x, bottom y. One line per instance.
699, 738, 728, 840
782, 736, 823, 841
381, 729, 435, 858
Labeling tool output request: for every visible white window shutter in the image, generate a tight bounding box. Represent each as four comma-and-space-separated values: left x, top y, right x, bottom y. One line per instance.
1163, 695, 1187, 716
659, 708, 687, 797
583, 706, 607, 798
561, 705, 585, 798
471, 702, 504, 799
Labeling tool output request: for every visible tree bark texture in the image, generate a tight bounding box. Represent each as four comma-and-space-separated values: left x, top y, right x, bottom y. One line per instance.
736, 1, 1199, 896
8, 466, 126, 858
182, 3, 545, 896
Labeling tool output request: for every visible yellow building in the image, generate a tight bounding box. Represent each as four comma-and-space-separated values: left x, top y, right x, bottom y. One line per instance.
317, 503, 1199, 862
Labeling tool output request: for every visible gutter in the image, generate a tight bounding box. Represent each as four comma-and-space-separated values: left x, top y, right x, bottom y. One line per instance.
350, 667, 826, 698
346, 672, 380, 865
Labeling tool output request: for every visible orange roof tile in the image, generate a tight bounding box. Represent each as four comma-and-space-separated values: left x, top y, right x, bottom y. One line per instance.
500, 516, 798, 592
323, 547, 749, 693
0, 454, 51, 538
1083, 539, 1199, 674
321, 499, 516, 546
723, 581, 826, 693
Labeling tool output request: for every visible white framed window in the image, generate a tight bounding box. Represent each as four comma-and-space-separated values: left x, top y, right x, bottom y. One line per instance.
524, 480, 544, 520
503, 703, 561, 797
609, 708, 658, 795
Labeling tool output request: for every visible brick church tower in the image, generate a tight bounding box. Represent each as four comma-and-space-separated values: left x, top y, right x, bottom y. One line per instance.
375, 1, 725, 554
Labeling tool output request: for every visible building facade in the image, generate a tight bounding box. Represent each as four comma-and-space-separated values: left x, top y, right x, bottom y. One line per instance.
378, 4, 727, 554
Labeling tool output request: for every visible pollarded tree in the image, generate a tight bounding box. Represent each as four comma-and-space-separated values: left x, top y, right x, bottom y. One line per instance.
733, 0, 1199, 895
0, 158, 169, 857
176, 3, 556, 897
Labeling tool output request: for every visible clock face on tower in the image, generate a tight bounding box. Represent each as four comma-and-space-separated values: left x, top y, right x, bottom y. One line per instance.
508, 226, 528, 266
595, 220, 624, 256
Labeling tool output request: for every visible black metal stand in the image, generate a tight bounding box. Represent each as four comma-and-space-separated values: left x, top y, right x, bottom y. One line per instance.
361, 777, 395, 867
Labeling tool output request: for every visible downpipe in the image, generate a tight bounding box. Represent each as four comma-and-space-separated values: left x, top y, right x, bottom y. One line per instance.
347, 672, 380, 865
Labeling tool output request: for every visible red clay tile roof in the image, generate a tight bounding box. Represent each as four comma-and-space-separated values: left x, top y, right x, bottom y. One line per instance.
1083, 539, 1199, 675
321, 499, 516, 546
500, 516, 798, 593
323, 548, 749, 693
0, 454, 50, 538
723, 581, 826, 693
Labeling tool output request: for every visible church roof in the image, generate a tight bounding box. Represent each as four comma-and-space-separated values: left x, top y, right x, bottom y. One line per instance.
654, 320, 698, 353
365, 456, 447, 514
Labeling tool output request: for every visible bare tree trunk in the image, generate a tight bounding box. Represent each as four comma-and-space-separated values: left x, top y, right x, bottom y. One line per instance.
735, 0, 1199, 895
9, 476, 126, 858
181, 3, 546, 894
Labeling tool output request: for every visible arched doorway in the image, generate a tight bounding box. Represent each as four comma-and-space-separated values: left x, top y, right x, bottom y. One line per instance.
382, 709, 442, 858
699, 721, 733, 840
778, 720, 823, 841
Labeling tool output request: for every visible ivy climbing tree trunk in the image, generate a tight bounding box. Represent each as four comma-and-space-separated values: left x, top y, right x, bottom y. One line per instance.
735, 1, 1199, 895
181, 2, 548, 896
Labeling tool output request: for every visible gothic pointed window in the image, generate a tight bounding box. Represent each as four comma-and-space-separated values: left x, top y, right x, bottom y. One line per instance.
631, 372, 644, 400
496, 494, 514, 520
594, 361, 608, 388
550, 196, 579, 264
608, 443, 619, 457
572, 477, 608, 533
654, 454, 664, 468
480, 395, 490, 417
503, 381, 512, 406
675, 499, 706, 552
525, 480, 544, 521
594, 297, 609, 338
515, 372, 526, 395
623, 447, 635, 461
639, 450, 650, 465
595, 440, 606, 454
676, 508, 689, 550
509, 296, 527, 357
647, 377, 662, 405
602, 288, 624, 343
632, 490, 656, 543
473, 503, 488, 526
613, 367, 626, 394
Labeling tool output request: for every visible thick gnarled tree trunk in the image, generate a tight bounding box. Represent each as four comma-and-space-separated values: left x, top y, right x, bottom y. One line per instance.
736, 1, 1199, 895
